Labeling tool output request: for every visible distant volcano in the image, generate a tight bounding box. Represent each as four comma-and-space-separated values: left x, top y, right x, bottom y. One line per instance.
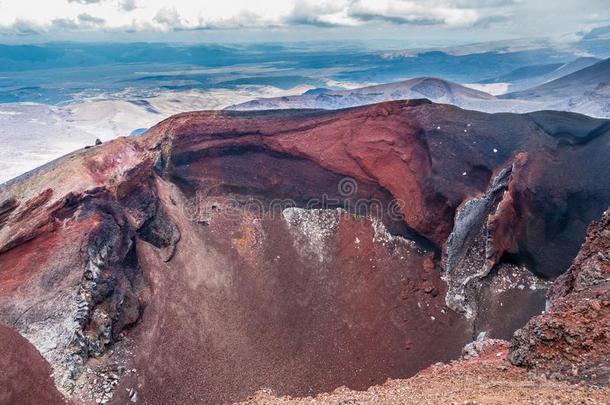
229, 59, 610, 119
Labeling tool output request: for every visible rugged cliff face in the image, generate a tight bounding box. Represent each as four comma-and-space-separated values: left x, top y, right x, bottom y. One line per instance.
510, 208, 610, 384
0, 100, 609, 404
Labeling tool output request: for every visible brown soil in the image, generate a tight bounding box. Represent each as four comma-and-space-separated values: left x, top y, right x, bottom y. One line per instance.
0, 324, 66, 405
240, 343, 610, 405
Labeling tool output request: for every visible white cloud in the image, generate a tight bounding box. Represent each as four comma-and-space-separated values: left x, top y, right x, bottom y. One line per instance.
67, 0, 105, 4
78, 13, 105, 25
118, 0, 137, 12
348, 0, 481, 27
0, 0, 515, 33
0, 0, 606, 39
286, 0, 358, 27
153, 7, 182, 29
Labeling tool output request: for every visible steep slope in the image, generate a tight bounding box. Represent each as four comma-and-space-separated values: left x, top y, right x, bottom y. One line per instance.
0, 324, 65, 405
510, 208, 610, 385
239, 340, 610, 404
227, 77, 533, 113
503, 57, 610, 117
481, 57, 601, 93
0, 101, 609, 404
243, 208, 610, 404
482, 63, 564, 83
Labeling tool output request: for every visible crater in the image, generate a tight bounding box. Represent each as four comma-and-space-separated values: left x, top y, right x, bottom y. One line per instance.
123, 202, 474, 404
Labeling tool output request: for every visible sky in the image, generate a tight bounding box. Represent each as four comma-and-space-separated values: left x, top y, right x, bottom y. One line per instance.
0, 0, 609, 45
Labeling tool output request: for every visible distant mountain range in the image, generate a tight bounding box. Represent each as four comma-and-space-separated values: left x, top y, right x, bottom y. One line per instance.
501, 58, 610, 117
229, 57, 610, 118
480, 57, 601, 93
227, 77, 532, 113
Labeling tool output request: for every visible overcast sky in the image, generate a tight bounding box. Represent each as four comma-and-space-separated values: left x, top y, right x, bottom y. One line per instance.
0, 0, 608, 45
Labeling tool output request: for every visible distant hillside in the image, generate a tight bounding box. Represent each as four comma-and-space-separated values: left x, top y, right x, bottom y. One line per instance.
230, 65, 610, 118
502, 57, 610, 117
578, 25, 610, 58
481, 57, 601, 93
481, 63, 564, 83
227, 77, 532, 113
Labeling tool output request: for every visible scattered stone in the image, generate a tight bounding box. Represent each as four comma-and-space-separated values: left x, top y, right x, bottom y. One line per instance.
461, 337, 508, 361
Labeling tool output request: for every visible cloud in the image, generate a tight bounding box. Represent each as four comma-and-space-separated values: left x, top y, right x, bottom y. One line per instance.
153, 7, 183, 29
118, 0, 137, 12
472, 13, 511, 28
67, 0, 104, 4
454, 0, 521, 7
49, 13, 104, 31
78, 13, 105, 25
151, 5, 275, 31
286, 0, 356, 27
0, 0, 556, 34
283, 0, 517, 29
0, 19, 41, 35
350, 13, 444, 26
51, 18, 79, 29
0, 0, 604, 42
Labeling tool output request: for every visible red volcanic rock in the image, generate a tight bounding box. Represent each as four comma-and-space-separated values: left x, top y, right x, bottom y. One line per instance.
238, 338, 610, 405
510, 208, 610, 385
0, 324, 65, 404
0, 100, 609, 403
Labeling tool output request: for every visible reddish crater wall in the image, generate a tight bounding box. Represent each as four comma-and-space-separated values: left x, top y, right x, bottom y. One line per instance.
0, 101, 609, 403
